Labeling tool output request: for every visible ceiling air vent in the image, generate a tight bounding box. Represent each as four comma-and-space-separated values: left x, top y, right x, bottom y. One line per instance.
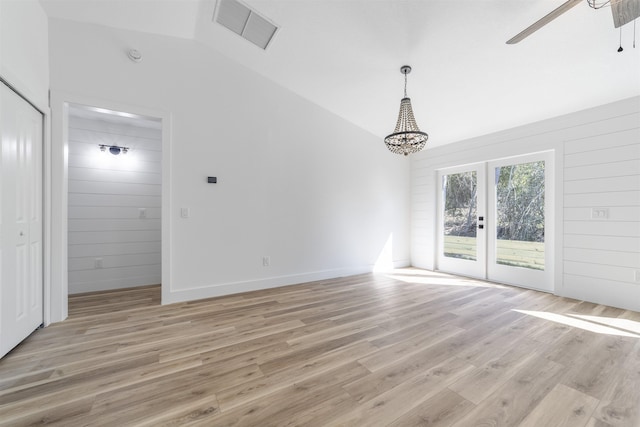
214, 0, 278, 50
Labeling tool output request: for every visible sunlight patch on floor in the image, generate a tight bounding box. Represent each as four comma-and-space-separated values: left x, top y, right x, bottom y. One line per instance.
384, 269, 509, 289
565, 313, 640, 335
514, 309, 640, 338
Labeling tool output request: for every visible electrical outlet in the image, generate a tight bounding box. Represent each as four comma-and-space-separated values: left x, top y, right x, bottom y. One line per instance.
94, 258, 103, 269
139, 208, 147, 219
262, 256, 270, 267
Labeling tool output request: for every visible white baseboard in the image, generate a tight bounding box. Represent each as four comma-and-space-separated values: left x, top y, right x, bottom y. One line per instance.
559, 275, 640, 313
162, 265, 375, 305
69, 276, 161, 294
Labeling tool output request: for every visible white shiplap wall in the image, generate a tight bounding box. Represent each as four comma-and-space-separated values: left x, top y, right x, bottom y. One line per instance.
563, 122, 640, 309
411, 96, 640, 312
68, 112, 161, 294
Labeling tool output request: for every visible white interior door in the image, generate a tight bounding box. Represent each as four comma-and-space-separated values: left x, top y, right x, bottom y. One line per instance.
437, 152, 553, 292
0, 81, 44, 358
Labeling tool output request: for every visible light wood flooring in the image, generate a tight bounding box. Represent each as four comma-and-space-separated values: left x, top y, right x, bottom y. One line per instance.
0, 269, 639, 426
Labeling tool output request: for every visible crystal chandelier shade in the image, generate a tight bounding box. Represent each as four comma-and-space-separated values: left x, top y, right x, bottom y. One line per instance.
384, 65, 428, 156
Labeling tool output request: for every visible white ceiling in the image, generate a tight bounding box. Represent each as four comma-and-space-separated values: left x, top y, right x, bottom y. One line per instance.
40, 0, 640, 147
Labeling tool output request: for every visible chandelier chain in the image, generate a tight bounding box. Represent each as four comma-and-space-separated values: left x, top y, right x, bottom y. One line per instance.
404, 73, 408, 98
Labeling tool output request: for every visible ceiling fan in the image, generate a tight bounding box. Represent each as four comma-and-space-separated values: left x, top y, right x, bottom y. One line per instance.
507, 0, 640, 44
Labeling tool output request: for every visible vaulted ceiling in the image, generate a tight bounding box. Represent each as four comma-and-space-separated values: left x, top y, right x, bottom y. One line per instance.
40, 0, 640, 146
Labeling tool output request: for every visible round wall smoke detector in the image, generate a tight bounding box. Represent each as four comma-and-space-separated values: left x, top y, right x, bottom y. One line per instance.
127, 49, 142, 63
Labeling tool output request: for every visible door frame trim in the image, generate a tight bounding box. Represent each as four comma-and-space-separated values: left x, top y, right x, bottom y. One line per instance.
49, 91, 172, 323
435, 150, 556, 293
0, 77, 45, 115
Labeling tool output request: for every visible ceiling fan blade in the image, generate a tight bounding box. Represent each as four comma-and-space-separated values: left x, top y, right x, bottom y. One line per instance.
611, 0, 640, 28
507, 0, 583, 44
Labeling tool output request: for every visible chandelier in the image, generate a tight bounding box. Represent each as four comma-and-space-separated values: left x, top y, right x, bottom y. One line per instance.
384, 65, 428, 156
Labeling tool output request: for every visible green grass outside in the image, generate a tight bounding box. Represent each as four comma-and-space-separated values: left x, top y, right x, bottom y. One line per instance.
444, 235, 544, 270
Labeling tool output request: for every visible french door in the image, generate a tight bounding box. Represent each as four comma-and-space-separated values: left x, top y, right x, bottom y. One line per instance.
0, 81, 44, 358
437, 163, 486, 279
437, 152, 553, 292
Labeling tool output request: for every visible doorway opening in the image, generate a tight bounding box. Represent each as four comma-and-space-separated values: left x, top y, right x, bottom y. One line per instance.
436, 151, 554, 292
66, 104, 162, 300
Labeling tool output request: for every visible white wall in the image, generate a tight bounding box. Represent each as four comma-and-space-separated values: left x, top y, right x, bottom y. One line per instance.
0, 0, 57, 324
0, 0, 49, 109
412, 96, 640, 312
67, 113, 162, 294
49, 19, 410, 305
562, 116, 640, 310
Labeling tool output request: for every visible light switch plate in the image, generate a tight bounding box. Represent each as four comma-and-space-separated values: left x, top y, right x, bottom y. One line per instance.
591, 208, 609, 219
180, 207, 190, 218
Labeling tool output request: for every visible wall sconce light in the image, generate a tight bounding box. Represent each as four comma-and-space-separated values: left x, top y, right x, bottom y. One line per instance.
99, 144, 129, 155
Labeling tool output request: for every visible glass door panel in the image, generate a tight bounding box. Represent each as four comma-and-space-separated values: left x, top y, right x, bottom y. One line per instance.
443, 171, 478, 261
495, 161, 545, 270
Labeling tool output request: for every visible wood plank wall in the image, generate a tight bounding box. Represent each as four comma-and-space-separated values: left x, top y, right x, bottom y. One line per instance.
67, 114, 162, 293
563, 121, 640, 305
410, 97, 640, 312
